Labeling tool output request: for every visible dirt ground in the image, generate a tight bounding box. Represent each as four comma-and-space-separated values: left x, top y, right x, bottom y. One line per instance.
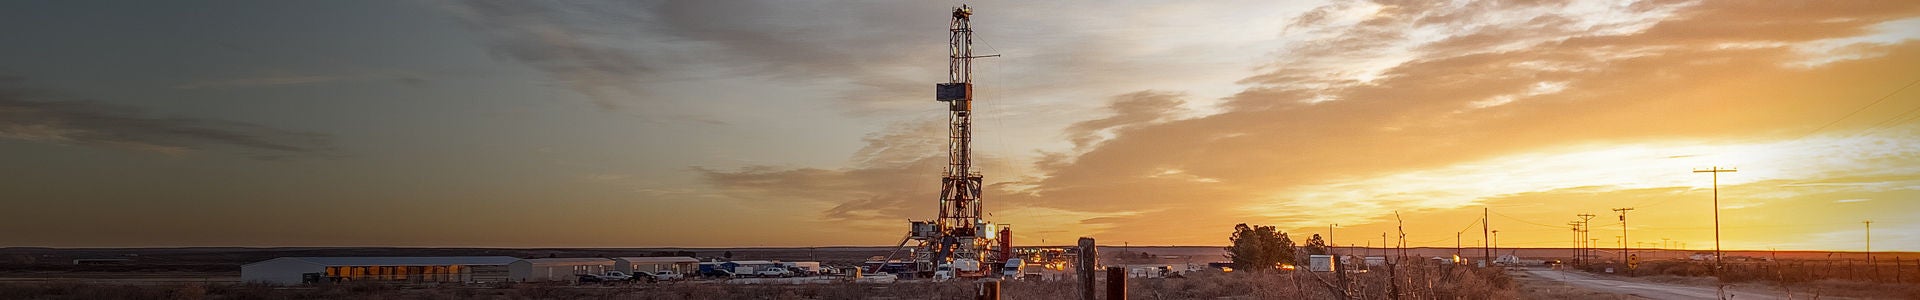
1510, 268, 1631, 299
1509, 266, 1920, 300
0, 266, 1521, 300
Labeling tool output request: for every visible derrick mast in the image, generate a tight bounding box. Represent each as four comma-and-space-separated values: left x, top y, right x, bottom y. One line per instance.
872, 5, 1005, 279
935, 4, 985, 257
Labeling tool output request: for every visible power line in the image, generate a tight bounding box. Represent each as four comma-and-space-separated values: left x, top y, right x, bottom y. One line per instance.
1798, 78, 1920, 139
1456, 217, 1482, 234
1860, 97, 1920, 136
1491, 211, 1564, 229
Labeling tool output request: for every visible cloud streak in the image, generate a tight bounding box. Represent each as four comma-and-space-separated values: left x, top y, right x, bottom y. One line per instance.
442, 0, 655, 111
0, 79, 333, 159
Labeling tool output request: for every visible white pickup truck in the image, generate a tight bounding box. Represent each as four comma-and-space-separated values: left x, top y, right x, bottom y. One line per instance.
648, 270, 685, 280
754, 267, 794, 277
856, 272, 898, 284
578, 271, 635, 282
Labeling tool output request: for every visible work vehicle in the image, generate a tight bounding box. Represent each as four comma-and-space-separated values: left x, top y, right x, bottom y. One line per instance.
855, 272, 898, 284
1001, 258, 1024, 278
649, 270, 685, 280
597, 271, 635, 282
577, 271, 635, 283
754, 267, 794, 277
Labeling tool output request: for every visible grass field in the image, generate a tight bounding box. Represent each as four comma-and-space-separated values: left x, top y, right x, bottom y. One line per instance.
0, 262, 1523, 300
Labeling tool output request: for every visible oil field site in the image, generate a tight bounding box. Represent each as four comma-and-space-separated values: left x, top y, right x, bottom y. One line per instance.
6, 1, 1920, 299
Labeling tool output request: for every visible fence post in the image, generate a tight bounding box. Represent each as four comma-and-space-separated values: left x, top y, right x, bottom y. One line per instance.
978, 280, 1000, 300
1890, 258, 1898, 284
1106, 267, 1126, 300
1079, 237, 1097, 300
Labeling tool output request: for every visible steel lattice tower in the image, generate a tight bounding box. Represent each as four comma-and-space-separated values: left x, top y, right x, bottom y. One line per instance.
873, 5, 1004, 278
934, 4, 987, 264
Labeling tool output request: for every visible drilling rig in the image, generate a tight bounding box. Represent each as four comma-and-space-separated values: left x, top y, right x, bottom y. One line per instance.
871, 5, 1010, 279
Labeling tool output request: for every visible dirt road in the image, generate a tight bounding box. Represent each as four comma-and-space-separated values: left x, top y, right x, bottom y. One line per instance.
1518, 267, 1812, 300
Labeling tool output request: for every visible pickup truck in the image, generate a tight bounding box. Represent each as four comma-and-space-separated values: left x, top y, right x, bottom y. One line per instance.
855, 272, 897, 284
649, 270, 685, 280
602, 271, 635, 281
754, 267, 794, 278
577, 271, 635, 283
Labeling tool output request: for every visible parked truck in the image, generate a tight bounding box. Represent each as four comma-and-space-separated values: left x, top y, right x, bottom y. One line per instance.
1001, 258, 1024, 278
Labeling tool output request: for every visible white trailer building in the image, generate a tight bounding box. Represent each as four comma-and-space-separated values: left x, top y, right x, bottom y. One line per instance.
1308, 255, 1336, 272
509, 258, 616, 282
241, 256, 521, 285
613, 257, 699, 275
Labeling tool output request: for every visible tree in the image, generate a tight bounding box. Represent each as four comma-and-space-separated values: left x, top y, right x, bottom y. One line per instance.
1226, 223, 1298, 272
1303, 234, 1329, 256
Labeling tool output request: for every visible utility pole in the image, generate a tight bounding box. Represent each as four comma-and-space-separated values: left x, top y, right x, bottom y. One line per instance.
1614, 208, 1633, 268
1492, 230, 1501, 261
1590, 238, 1599, 260
1578, 213, 1594, 265
1483, 207, 1492, 265
1694, 167, 1736, 272
1661, 238, 1671, 259
1328, 224, 1337, 256
1569, 222, 1582, 266
1865, 220, 1873, 264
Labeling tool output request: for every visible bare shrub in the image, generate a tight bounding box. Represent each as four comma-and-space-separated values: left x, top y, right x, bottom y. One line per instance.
0, 265, 1530, 300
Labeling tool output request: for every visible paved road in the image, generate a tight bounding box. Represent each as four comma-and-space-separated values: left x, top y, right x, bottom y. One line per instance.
1519, 268, 1790, 300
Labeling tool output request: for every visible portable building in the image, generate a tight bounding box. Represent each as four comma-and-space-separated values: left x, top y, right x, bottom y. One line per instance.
613, 257, 699, 275
1363, 256, 1387, 267
241, 256, 520, 285
1308, 255, 1336, 272
509, 258, 615, 282
723, 260, 781, 274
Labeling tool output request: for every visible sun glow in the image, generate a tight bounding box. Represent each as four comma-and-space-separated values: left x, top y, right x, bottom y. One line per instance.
1248, 129, 1920, 228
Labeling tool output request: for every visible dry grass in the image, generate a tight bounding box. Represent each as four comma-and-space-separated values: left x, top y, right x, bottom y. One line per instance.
1507, 270, 1632, 300
1006, 262, 1518, 299
1562, 260, 1920, 299
0, 264, 1521, 299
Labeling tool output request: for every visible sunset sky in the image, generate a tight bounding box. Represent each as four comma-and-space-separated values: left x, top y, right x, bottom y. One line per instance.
3, 0, 1917, 252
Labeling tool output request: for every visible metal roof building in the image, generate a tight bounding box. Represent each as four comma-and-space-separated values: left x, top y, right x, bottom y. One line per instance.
241, 256, 521, 285
509, 258, 616, 282
612, 256, 699, 275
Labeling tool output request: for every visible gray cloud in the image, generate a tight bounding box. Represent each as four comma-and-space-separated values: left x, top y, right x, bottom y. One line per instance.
441, 0, 938, 115
172, 71, 432, 90
0, 80, 333, 159
694, 122, 945, 229
1061, 91, 1188, 149
440, 1, 1162, 117
442, 0, 656, 111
